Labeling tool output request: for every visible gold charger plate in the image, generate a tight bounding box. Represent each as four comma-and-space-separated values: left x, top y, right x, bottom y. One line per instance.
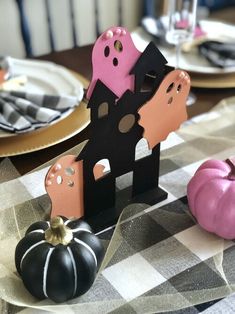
0, 73, 90, 157
191, 72, 235, 89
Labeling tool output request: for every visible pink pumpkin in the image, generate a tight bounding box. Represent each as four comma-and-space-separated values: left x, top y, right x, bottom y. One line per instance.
187, 158, 235, 239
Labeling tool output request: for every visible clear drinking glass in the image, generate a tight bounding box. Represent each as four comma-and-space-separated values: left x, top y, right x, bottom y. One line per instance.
166, 0, 198, 68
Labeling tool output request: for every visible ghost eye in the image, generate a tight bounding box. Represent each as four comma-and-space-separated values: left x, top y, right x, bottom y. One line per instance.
113, 58, 118, 66
114, 40, 123, 52
166, 83, 174, 93
104, 46, 110, 57
177, 84, 182, 93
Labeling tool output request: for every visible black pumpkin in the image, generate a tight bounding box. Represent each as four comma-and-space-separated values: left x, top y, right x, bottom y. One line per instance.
15, 216, 104, 303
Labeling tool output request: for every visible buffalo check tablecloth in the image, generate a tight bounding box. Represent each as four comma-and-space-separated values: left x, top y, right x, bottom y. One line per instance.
1, 97, 235, 313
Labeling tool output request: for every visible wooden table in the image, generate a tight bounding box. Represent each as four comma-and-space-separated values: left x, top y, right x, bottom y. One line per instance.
2, 44, 235, 174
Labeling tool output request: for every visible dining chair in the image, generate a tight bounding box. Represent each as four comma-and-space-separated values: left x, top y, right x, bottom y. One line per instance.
0, 0, 143, 58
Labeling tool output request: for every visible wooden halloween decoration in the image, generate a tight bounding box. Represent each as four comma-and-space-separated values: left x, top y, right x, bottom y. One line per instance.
15, 216, 104, 303
77, 87, 147, 219
44, 27, 190, 229
45, 155, 84, 219
187, 158, 235, 240
86, 26, 141, 99
138, 69, 190, 149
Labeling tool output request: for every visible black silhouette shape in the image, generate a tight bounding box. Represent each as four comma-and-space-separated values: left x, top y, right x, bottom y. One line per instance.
76, 42, 173, 230
130, 42, 167, 95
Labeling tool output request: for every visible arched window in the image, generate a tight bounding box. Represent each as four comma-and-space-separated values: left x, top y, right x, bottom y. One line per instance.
141, 70, 157, 92
135, 138, 152, 161
93, 159, 111, 180
98, 102, 109, 118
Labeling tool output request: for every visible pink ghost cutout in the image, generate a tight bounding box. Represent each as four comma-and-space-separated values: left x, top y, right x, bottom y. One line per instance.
138, 69, 190, 149
45, 155, 84, 219
86, 26, 141, 99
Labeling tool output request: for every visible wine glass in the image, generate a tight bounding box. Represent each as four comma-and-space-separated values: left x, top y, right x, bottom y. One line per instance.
165, 0, 198, 105
166, 0, 198, 69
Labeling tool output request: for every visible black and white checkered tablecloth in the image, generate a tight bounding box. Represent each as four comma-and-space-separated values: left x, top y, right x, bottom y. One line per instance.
1, 100, 235, 313
86, 104, 235, 314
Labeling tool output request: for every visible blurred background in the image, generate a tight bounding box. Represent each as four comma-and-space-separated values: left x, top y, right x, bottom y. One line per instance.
0, 0, 235, 58
0, 0, 142, 57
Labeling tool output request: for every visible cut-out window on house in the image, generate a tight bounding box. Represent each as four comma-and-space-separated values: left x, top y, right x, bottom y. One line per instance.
104, 46, 110, 57
118, 114, 135, 133
135, 138, 152, 161
98, 102, 109, 118
93, 159, 111, 181
140, 71, 157, 92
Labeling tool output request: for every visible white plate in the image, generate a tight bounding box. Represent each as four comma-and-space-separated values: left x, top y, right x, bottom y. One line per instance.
132, 20, 235, 74
0, 58, 84, 138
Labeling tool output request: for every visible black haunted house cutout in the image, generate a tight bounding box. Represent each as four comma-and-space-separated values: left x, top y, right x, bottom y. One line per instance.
77, 42, 173, 219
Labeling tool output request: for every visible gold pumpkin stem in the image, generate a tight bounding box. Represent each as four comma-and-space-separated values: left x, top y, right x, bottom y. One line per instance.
45, 216, 73, 246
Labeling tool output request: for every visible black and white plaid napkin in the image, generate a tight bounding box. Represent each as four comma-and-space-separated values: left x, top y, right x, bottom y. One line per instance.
199, 41, 235, 68
0, 91, 80, 133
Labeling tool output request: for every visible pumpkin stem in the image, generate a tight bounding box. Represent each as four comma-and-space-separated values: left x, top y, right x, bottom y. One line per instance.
45, 216, 73, 246
225, 158, 235, 180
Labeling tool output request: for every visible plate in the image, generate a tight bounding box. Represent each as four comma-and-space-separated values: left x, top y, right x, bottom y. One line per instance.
0, 58, 84, 138
0, 72, 90, 157
132, 21, 235, 75
190, 71, 235, 88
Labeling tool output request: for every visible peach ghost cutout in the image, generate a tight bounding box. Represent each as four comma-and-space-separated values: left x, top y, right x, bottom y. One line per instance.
45, 155, 84, 219
86, 26, 141, 99
138, 69, 190, 149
